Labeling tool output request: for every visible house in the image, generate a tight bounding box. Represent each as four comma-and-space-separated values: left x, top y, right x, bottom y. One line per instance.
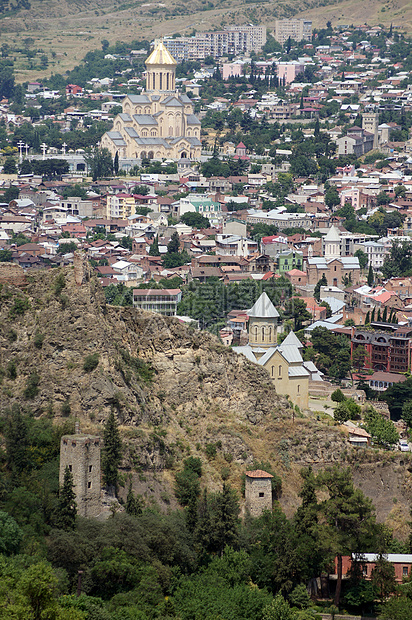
337, 554, 412, 583
132, 288, 182, 316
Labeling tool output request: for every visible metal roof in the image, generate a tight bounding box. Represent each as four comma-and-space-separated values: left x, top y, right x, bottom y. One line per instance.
247, 292, 280, 319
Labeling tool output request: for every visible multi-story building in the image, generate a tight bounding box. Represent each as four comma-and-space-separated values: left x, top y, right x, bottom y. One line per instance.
163, 25, 266, 60
336, 126, 375, 157
351, 325, 412, 373
132, 288, 182, 316
106, 193, 136, 219
215, 234, 258, 257
274, 19, 312, 45
354, 240, 386, 271
276, 249, 304, 274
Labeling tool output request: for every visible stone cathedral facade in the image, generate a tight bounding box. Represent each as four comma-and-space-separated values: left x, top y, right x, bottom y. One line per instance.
101, 40, 202, 161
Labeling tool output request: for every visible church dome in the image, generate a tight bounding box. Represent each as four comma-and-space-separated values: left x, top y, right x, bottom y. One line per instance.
146, 41, 177, 66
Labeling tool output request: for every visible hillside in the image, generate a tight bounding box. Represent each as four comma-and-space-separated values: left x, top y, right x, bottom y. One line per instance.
0, 263, 412, 534
1, 0, 411, 82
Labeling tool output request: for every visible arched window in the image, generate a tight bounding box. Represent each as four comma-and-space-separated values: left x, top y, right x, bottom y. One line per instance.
169, 126, 173, 136
148, 151, 154, 160
181, 152, 187, 158
159, 73, 163, 90
262, 327, 265, 341
140, 151, 147, 159
271, 366, 274, 377
167, 73, 169, 90
297, 384, 300, 394
278, 365, 282, 378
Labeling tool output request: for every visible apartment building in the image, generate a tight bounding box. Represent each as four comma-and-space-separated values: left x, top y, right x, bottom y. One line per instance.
106, 194, 136, 219
163, 25, 265, 60
274, 19, 312, 45
351, 325, 412, 373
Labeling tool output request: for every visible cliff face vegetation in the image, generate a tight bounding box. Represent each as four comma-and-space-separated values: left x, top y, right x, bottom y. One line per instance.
1, 266, 412, 529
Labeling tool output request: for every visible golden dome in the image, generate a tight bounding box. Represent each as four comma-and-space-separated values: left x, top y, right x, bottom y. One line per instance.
145, 41, 177, 66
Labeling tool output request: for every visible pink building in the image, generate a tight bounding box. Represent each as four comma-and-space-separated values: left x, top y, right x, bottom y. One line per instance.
222, 63, 243, 80
277, 62, 304, 84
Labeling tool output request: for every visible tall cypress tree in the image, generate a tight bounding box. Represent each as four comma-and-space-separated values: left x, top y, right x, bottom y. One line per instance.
149, 235, 159, 256
367, 265, 374, 287
5, 405, 29, 480
382, 306, 388, 322
113, 151, 119, 175
125, 483, 142, 516
55, 465, 77, 530
102, 410, 122, 494
371, 307, 376, 323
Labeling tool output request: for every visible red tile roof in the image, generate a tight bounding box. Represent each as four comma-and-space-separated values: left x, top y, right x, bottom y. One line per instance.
245, 469, 273, 478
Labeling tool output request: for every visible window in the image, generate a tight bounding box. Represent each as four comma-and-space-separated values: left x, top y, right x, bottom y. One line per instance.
88, 482, 92, 489
259, 492, 264, 497
363, 565, 368, 576
403, 566, 409, 576
297, 384, 300, 394
89, 465, 93, 473
278, 365, 282, 378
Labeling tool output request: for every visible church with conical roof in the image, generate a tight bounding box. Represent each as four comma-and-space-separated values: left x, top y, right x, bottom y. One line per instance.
232, 292, 323, 409
100, 40, 202, 161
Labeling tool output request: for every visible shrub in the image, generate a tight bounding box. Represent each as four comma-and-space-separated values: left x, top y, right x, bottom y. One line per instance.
205, 443, 217, 458
54, 272, 66, 297
334, 398, 361, 423
61, 399, 71, 416
331, 388, 345, 403
33, 332, 45, 349
83, 353, 99, 372
7, 329, 17, 342
183, 456, 202, 476
174, 469, 200, 506
23, 372, 40, 399
7, 360, 17, 380
9, 296, 30, 318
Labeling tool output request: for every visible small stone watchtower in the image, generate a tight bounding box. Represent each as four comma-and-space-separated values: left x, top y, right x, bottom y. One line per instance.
245, 469, 274, 516
59, 423, 102, 518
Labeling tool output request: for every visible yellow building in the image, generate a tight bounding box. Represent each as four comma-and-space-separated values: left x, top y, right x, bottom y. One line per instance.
101, 41, 202, 161
106, 193, 136, 219
233, 292, 318, 409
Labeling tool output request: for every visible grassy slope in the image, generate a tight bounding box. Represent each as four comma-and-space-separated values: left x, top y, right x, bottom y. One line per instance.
1, 0, 411, 82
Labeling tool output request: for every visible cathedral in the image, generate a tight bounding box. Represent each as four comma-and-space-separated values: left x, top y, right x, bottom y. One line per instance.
100, 41, 202, 161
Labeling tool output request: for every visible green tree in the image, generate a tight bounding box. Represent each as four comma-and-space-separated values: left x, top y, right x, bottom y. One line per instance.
314, 274, 327, 301
0, 511, 23, 555
3, 157, 17, 174
364, 407, 399, 446
334, 398, 361, 423
167, 231, 180, 254
381, 240, 412, 279
125, 484, 143, 516
149, 235, 159, 256
402, 400, 412, 428
325, 187, 340, 209
284, 298, 312, 330
355, 249, 368, 270
262, 594, 297, 620
84, 147, 113, 181
5, 406, 29, 478
371, 554, 396, 600
102, 410, 122, 494
180, 212, 210, 228
367, 265, 374, 286
379, 596, 412, 620
19, 561, 59, 620
318, 467, 378, 607
331, 389, 346, 403
113, 151, 119, 175
55, 465, 77, 531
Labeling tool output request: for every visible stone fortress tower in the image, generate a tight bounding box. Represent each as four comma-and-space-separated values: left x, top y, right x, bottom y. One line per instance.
59, 423, 102, 518
245, 469, 274, 516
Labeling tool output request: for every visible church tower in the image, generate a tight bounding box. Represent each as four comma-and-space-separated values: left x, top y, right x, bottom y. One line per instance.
247, 292, 279, 358
145, 40, 177, 93
323, 225, 341, 260
362, 112, 379, 149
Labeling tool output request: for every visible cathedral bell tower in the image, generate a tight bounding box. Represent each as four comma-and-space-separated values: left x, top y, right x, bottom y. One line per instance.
145, 40, 177, 94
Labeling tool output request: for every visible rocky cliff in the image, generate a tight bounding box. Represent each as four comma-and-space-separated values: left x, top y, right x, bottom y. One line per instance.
1, 266, 411, 533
